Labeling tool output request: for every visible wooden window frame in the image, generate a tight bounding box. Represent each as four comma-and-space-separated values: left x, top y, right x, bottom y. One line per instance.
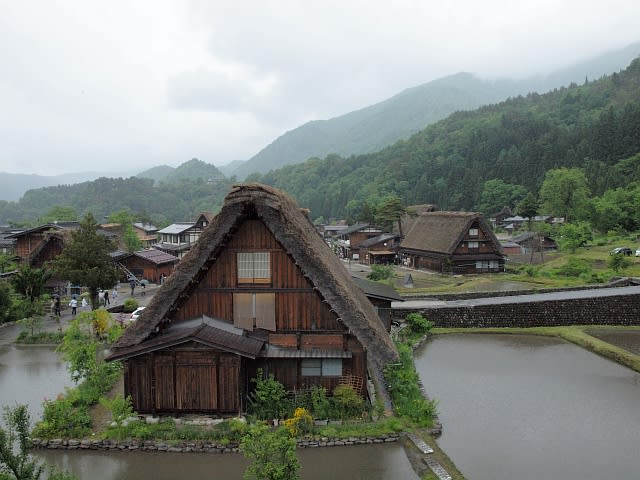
301, 358, 343, 377
237, 252, 271, 284
233, 292, 275, 331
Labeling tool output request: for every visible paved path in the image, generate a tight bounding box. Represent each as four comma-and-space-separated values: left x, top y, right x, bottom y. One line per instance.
0, 283, 160, 347
393, 285, 640, 309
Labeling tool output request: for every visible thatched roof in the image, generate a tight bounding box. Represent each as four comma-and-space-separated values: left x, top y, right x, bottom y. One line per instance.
112, 183, 398, 371
400, 211, 502, 254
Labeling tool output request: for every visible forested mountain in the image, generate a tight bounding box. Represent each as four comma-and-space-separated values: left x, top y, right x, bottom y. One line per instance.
231, 42, 640, 179
3, 59, 639, 232
0, 176, 234, 227
0, 170, 135, 202
248, 58, 640, 223
137, 158, 224, 184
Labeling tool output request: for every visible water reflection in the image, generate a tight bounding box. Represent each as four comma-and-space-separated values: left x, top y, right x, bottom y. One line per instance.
0, 343, 418, 480
0, 344, 73, 423
36, 443, 417, 480
416, 334, 640, 480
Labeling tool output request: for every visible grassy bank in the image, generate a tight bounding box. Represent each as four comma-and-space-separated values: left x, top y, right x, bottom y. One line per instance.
432, 325, 640, 373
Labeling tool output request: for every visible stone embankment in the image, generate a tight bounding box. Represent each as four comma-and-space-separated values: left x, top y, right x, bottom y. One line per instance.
31, 433, 401, 453
393, 284, 640, 328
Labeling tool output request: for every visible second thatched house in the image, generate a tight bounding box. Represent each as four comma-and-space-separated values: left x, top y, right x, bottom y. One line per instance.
399, 211, 504, 274
107, 183, 398, 416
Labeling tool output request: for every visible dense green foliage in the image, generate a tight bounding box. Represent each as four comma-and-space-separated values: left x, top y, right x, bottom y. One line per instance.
0, 175, 234, 226
50, 213, 120, 309
240, 423, 300, 480
0, 405, 78, 480
33, 312, 123, 439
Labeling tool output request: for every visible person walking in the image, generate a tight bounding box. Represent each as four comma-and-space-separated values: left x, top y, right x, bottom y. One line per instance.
112, 286, 118, 304
104, 290, 110, 305
53, 297, 61, 317
69, 297, 78, 316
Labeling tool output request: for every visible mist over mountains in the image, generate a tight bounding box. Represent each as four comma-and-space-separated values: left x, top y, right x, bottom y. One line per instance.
1, 41, 638, 204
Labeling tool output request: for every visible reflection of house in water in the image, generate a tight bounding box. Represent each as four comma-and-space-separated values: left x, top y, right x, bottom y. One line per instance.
108, 184, 397, 416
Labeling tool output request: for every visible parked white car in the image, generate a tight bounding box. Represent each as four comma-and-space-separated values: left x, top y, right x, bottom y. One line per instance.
636, 248, 640, 257
129, 307, 145, 322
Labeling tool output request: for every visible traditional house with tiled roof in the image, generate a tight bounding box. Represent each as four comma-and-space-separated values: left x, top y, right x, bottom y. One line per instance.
132, 223, 159, 249
6, 223, 76, 268
399, 211, 504, 274
115, 249, 179, 284
107, 184, 397, 416
154, 212, 215, 259
357, 233, 401, 265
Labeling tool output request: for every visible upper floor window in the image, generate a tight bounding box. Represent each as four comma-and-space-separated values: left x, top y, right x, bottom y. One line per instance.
237, 252, 271, 284
468, 228, 479, 237
468, 241, 479, 249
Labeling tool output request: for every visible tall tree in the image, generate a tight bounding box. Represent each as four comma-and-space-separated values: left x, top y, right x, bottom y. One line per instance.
10, 265, 51, 318
107, 209, 143, 252
538, 168, 590, 222
478, 179, 528, 215
374, 194, 408, 233
51, 213, 119, 309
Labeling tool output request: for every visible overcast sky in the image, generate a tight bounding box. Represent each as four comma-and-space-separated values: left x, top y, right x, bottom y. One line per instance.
1, 0, 639, 176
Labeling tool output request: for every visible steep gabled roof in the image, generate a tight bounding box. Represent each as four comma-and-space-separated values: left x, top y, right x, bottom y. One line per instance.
113, 183, 398, 369
357, 233, 399, 248
133, 249, 180, 265
400, 211, 501, 254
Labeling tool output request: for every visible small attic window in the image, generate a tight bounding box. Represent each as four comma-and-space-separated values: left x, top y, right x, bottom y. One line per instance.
237, 252, 271, 284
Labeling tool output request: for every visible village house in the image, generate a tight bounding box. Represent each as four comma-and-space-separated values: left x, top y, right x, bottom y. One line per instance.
511, 231, 558, 254
6, 222, 79, 268
132, 223, 159, 249
398, 211, 504, 274
357, 233, 401, 265
112, 249, 179, 284
154, 212, 215, 259
107, 184, 398, 416
334, 224, 383, 260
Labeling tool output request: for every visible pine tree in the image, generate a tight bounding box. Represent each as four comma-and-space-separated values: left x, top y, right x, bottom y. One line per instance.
51, 213, 120, 309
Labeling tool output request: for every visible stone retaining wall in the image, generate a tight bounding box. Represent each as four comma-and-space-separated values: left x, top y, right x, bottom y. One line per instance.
31, 433, 400, 453
393, 291, 640, 328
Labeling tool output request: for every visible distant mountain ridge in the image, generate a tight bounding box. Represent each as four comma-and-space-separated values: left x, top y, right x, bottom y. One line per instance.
233, 41, 640, 179
136, 158, 224, 184
0, 170, 135, 202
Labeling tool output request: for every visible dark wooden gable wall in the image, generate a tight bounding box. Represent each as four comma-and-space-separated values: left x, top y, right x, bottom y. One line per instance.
173, 219, 343, 332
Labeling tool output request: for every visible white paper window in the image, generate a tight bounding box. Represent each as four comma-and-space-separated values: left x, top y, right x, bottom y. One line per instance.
301, 359, 322, 376
237, 252, 271, 283
233, 293, 276, 331
469, 228, 479, 237
468, 241, 479, 249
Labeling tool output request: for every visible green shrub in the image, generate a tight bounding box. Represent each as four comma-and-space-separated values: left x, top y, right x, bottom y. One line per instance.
310, 386, 331, 419
384, 343, 437, 427
367, 264, 394, 281
248, 369, 288, 420
331, 385, 365, 420
33, 396, 92, 438
122, 298, 138, 313
405, 313, 433, 335
551, 257, 591, 277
